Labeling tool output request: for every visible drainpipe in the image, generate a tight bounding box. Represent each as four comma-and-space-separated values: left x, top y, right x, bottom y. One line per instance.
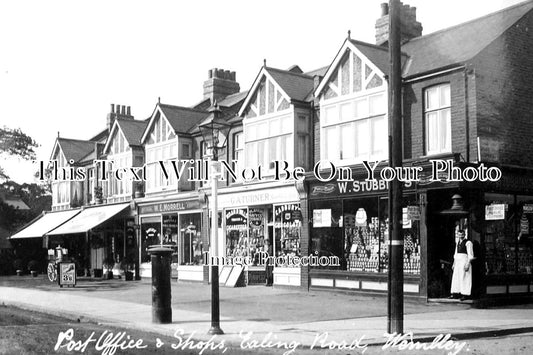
464, 67, 471, 162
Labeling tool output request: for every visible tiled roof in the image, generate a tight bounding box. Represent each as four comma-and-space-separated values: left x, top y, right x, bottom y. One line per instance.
266, 67, 315, 102
79, 142, 105, 163
117, 119, 148, 146
216, 91, 248, 108
89, 128, 109, 143
159, 104, 210, 134
57, 138, 96, 163
349, 39, 410, 76
304, 66, 328, 78
402, 0, 533, 77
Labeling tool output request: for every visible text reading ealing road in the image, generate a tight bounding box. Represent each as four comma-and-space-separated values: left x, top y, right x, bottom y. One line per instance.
38, 158, 502, 184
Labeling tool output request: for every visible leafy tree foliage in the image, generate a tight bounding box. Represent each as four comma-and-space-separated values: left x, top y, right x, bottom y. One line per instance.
0, 126, 39, 180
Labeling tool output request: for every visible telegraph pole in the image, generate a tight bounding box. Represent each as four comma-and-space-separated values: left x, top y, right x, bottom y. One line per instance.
387, 0, 404, 334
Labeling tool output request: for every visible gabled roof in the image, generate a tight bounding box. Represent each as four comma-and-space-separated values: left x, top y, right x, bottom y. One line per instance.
141, 103, 210, 143
349, 39, 409, 76
159, 104, 210, 134
103, 118, 148, 154
402, 0, 533, 77
265, 67, 314, 102
54, 138, 96, 163
238, 66, 314, 117
116, 119, 148, 146
315, 38, 390, 98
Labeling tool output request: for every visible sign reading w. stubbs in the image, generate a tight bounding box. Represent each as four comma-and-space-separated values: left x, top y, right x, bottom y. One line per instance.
310, 179, 414, 198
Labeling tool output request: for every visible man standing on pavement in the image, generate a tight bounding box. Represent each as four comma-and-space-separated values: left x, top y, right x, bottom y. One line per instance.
450, 229, 475, 301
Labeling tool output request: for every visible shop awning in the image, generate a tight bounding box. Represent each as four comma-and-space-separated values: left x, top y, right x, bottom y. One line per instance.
46, 203, 129, 235
9, 209, 81, 240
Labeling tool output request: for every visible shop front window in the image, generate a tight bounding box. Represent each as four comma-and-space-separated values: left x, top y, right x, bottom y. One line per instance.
484, 194, 533, 275
274, 203, 302, 261
140, 216, 161, 263
225, 209, 248, 258
179, 213, 203, 265
310, 195, 420, 274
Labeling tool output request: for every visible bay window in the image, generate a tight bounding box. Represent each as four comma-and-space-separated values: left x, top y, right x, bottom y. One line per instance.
245, 114, 293, 173
321, 92, 387, 164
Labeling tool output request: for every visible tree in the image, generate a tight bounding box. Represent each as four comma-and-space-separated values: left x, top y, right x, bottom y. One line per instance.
0, 126, 39, 180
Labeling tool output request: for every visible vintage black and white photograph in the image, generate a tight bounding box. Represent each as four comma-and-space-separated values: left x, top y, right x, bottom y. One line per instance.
1, 0, 533, 354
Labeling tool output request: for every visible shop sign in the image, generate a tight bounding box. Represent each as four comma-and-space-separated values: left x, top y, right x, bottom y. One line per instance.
58, 262, 76, 287
226, 209, 248, 230
313, 209, 331, 227
249, 209, 263, 228
485, 204, 505, 220
275, 204, 301, 221
310, 180, 413, 199
162, 214, 178, 228
407, 206, 421, 221
523, 204, 533, 214
520, 216, 529, 235
139, 200, 199, 215
218, 186, 299, 208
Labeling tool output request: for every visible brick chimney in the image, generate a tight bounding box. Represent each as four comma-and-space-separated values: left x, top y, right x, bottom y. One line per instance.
107, 104, 134, 132
375, 2, 423, 46
203, 68, 240, 104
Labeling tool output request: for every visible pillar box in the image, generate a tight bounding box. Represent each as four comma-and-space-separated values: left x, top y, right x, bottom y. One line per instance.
149, 246, 173, 323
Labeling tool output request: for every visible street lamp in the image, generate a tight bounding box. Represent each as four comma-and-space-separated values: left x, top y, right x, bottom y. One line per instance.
198, 102, 231, 335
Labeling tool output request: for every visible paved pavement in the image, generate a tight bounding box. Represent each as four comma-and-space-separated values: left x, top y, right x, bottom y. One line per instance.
1, 275, 533, 351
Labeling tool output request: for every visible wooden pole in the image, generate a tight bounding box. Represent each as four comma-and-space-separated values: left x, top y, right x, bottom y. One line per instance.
387, 0, 404, 334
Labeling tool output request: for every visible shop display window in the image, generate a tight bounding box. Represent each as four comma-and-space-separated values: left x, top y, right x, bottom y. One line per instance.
484, 194, 533, 275
274, 203, 302, 262
225, 209, 249, 258
310, 195, 420, 274
248, 208, 266, 265
310, 200, 343, 268
163, 214, 178, 263
179, 213, 203, 265
140, 216, 161, 263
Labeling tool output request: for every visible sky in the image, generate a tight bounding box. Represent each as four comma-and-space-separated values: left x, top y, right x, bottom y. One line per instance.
0, 0, 526, 184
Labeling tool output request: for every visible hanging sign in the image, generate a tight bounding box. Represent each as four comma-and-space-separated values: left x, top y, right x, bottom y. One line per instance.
485, 204, 505, 220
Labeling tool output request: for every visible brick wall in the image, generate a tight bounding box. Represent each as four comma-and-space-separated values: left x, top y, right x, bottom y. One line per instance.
470, 10, 533, 167
403, 70, 471, 160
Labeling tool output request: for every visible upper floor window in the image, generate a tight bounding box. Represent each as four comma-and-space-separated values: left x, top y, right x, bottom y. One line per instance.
245, 114, 293, 172
233, 132, 244, 178
321, 92, 387, 164
425, 84, 451, 155
145, 114, 178, 192
51, 150, 70, 207
107, 129, 132, 198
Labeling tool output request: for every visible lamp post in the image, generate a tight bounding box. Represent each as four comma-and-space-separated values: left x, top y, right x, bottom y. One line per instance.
199, 102, 231, 335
